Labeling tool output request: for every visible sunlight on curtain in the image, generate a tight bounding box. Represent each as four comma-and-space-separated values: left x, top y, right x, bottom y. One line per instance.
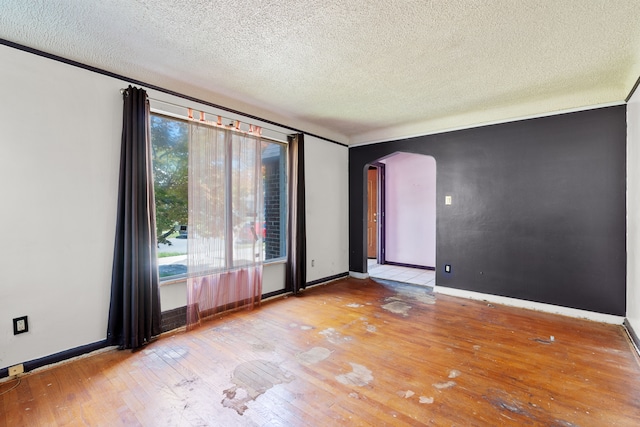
108, 86, 161, 349
186, 122, 263, 329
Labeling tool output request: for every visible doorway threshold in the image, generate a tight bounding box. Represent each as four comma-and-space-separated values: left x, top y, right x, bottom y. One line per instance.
368, 260, 435, 287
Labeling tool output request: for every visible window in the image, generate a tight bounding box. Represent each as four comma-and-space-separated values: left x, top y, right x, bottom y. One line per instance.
151, 113, 287, 281
262, 141, 287, 261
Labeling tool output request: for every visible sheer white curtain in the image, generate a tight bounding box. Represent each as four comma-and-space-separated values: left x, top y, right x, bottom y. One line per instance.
186, 121, 263, 329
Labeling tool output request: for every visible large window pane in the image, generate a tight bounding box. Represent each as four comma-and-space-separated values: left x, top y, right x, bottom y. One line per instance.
232, 133, 262, 267
262, 141, 287, 261
151, 112, 287, 281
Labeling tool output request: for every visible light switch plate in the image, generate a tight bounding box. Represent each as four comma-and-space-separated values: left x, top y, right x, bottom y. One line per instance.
13, 316, 28, 335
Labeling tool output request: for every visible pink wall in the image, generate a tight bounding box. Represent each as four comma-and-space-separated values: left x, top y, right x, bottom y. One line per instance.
384, 152, 436, 267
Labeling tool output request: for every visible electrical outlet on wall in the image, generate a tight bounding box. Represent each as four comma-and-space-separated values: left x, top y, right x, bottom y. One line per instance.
8, 364, 24, 377
13, 316, 28, 335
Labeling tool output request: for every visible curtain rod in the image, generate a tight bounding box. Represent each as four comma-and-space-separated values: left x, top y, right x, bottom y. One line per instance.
120, 88, 291, 141
150, 109, 287, 146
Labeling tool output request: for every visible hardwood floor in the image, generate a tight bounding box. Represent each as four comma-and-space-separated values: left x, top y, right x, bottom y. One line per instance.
2, 277, 640, 426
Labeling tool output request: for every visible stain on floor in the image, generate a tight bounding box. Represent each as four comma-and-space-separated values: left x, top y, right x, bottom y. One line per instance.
413, 294, 437, 305
336, 363, 373, 387
319, 328, 353, 344
433, 381, 456, 390
483, 389, 579, 426
374, 280, 436, 307
397, 390, 415, 398
163, 346, 189, 359
222, 360, 294, 415
296, 347, 332, 365
382, 300, 412, 316
290, 322, 314, 331
175, 377, 197, 390
397, 288, 436, 304
250, 341, 275, 352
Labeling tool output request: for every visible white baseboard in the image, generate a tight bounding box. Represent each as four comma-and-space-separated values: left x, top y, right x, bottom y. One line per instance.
434, 286, 624, 324
349, 271, 370, 279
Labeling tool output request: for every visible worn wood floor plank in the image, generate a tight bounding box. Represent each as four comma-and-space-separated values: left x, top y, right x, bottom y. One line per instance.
1, 277, 640, 426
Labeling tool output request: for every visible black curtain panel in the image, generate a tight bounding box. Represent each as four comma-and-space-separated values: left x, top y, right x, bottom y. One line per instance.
107, 86, 161, 349
286, 133, 307, 294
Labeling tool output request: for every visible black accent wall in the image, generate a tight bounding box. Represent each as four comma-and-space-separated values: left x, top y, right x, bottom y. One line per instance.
349, 106, 626, 315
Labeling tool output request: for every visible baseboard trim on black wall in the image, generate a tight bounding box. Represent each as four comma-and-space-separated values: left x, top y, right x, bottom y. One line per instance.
0, 340, 108, 380
383, 261, 435, 271
623, 319, 640, 356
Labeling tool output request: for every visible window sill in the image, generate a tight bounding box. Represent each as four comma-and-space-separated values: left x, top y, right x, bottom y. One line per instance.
158, 257, 287, 287
264, 257, 287, 265
159, 276, 187, 287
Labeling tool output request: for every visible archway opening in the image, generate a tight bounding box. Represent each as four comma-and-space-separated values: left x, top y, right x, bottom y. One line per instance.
365, 152, 436, 287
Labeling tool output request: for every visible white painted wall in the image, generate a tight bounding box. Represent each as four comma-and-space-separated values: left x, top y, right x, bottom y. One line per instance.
305, 135, 349, 282
627, 89, 640, 334
0, 45, 347, 369
262, 262, 286, 294
0, 45, 123, 368
384, 153, 436, 267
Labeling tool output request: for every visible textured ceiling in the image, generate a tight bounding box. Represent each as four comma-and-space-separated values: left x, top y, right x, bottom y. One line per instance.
2, 1, 640, 145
